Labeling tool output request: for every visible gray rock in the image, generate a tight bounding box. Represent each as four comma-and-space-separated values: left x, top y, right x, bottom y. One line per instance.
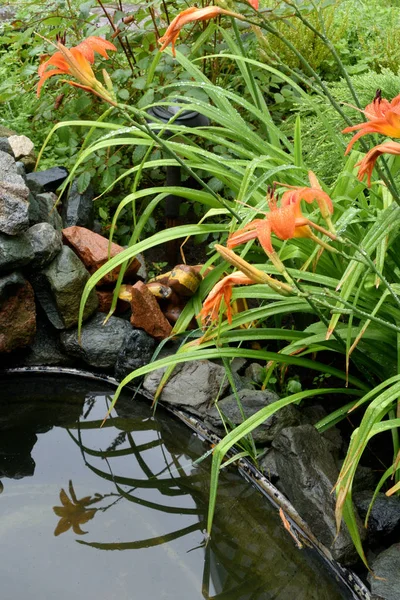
15, 162, 26, 178
26, 166, 69, 194
352, 465, 377, 493
259, 448, 279, 483
8, 135, 34, 160
60, 313, 132, 369
368, 543, 400, 600
272, 425, 365, 564
115, 328, 156, 381
0, 150, 30, 235
143, 360, 230, 414
31, 246, 98, 329
61, 178, 94, 229
0, 138, 12, 156
244, 362, 265, 385
354, 490, 400, 539
0, 232, 34, 273
18, 311, 74, 367
206, 389, 301, 444
28, 193, 40, 224
25, 223, 62, 269
0, 271, 23, 298
135, 252, 147, 281
230, 357, 247, 373
29, 192, 63, 230
302, 404, 343, 461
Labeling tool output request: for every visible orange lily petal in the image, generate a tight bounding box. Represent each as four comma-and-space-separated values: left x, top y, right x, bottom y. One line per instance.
356, 141, 400, 187
158, 6, 244, 56
342, 92, 400, 153
76, 36, 117, 62
227, 219, 265, 249
37, 37, 115, 102
199, 271, 254, 325
37, 68, 65, 97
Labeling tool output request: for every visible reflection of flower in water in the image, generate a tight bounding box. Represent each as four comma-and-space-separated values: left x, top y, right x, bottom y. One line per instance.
53, 480, 103, 536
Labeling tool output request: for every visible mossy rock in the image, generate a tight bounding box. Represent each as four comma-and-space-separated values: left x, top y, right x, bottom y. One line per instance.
0, 126, 18, 138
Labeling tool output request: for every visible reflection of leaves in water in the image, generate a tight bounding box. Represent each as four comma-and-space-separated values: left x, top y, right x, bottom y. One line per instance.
105, 431, 127, 453
53, 480, 103, 537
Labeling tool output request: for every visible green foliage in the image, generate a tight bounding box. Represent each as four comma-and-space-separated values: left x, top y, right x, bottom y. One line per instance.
283, 68, 400, 184
260, 0, 347, 76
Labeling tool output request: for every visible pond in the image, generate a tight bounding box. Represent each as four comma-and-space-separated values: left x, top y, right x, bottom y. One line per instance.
0, 371, 357, 600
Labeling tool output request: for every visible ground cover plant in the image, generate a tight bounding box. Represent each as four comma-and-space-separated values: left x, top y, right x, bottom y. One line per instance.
6, 0, 400, 570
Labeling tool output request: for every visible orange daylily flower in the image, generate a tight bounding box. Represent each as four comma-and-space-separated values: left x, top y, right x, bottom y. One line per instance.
199, 271, 254, 325
158, 6, 245, 57
227, 172, 334, 258
37, 37, 117, 104
342, 90, 400, 154
355, 141, 400, 187
199, 245, 293, 326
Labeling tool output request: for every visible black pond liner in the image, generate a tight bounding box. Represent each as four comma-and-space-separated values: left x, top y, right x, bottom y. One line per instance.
2, 366, 371, 600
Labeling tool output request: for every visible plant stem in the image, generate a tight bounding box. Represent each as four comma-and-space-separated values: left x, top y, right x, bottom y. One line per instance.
95, 0, 136, 71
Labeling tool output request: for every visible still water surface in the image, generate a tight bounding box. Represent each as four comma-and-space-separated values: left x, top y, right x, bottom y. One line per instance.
0, 373, 353, 600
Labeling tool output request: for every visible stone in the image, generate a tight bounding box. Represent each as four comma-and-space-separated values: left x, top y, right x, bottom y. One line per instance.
60, 313, 132, 369
0, 138, 12, 156
61, 178, 94, 229
96, 289, 130, 314
302, 404, 343, 461
96, 289, 113, 313
8, 135, 34, 160
259, 448, 279, 483
368, 544, 400, 600
28, 193, 40, 224
272, 425, 365, 564
0, 126, 17, 137
18, 310, 73, 367
245, 362, 265, 384
20, 154, 36, 173
15, 162, 26, 178
31, 245, 98, 329
143, 360, 230, 414
26, 166, 69, 194
206, 389, 301, 444
29, 192, 63, 230
0, 150, 30, 235
229, 357, 247, 373
0, 272, 36, 353
25, 223, 62, 269
130, 280, 172, 340
115, 328, 156, 381
354, 490, 400, 539
0, 232, 34, 273
135, 252, 147, 281
62, 226, 140, 285
352, 465, 377, 493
